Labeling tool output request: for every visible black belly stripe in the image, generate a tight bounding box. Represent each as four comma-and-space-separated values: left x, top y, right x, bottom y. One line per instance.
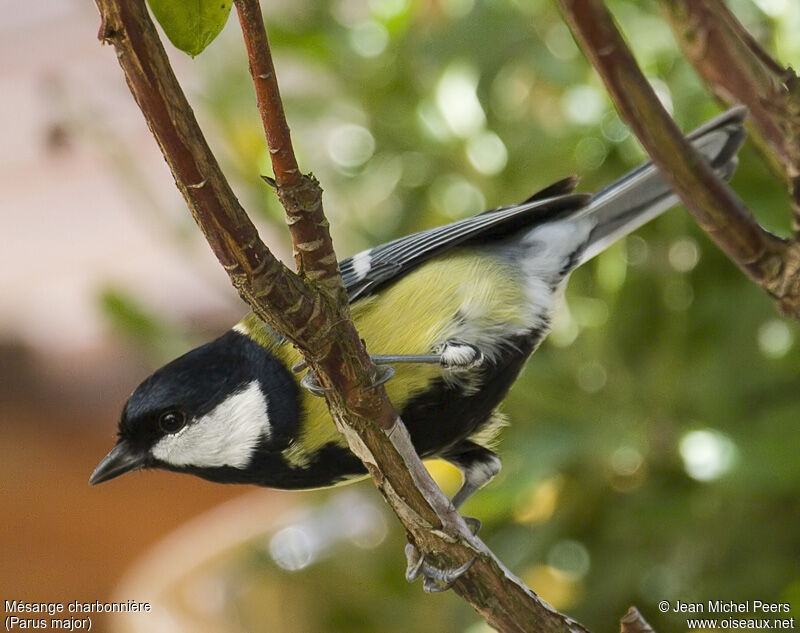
400, 332, 538, 458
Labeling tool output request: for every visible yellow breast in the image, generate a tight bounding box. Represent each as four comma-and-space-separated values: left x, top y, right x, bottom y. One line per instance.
238, 248, 528, 458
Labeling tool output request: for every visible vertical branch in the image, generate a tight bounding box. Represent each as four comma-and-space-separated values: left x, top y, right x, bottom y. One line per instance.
234, 0, 343, 299
233, 0, 300, 188
226, 5, 597, 630
659, 0, 800, 234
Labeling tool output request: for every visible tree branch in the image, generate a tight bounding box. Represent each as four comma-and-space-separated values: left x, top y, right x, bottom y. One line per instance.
557, 0, 800, 319
234, 0, 342, 293
659, 0, 800, 233
620, 607, 655, 633
233, 0, 300, 188
92, 0, 599, 630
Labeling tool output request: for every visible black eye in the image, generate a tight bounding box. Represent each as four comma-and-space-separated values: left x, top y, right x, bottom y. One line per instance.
158, 410, 186, 434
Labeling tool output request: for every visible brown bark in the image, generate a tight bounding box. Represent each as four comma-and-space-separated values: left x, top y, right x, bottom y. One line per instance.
620, 607, 656, 633
557, 0, 800, 319
234, 0, 343, 293
659, 0, 800, 233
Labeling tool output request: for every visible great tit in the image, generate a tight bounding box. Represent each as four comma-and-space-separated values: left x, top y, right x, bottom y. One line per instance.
91, 109, 746, 513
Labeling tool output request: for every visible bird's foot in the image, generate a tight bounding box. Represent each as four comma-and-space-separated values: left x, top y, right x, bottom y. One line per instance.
403, 512, 480, 593
435, 340, 484, 370
404, 543, 476, 593
462, 515, 482, 535
298, 364, 395, 397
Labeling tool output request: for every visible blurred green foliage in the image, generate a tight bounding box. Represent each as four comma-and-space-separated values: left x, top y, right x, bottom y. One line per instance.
100, 288, 201, 362
118, 0, 800, 630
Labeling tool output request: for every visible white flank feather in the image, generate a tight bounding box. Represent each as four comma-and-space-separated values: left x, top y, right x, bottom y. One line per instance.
350, 250, 372, 281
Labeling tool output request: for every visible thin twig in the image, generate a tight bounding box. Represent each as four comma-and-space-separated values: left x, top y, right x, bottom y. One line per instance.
234, 0, 344, 292
229, 10, 594, 631
233, 0, 300, 187
557, 0, 800, 319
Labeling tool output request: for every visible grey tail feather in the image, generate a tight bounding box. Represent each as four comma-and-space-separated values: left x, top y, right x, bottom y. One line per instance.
577, 106, 748, 265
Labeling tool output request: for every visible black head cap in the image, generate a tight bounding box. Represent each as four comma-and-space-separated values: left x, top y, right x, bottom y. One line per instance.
90, 330, 299, 485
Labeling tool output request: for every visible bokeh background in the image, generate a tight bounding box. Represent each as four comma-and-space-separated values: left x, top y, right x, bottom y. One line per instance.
1, 0, 799, 631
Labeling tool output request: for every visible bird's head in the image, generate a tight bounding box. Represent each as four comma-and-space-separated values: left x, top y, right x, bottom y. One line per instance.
90, 330, 301, 485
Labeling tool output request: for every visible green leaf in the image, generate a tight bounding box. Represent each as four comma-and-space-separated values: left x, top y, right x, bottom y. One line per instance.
147, 0, 233, 57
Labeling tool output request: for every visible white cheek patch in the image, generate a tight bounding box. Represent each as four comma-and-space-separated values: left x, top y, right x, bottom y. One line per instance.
151, 380, 270, 469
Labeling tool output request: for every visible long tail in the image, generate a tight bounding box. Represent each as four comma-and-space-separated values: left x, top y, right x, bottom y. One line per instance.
577, 106, 747, 264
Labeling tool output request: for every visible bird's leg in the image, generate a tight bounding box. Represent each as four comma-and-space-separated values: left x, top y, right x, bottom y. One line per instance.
405, 442, 500, 592
371, 340, 484, 369
295, 340, 484, 395
447, 443, 502, 512
293, 340, 483, 371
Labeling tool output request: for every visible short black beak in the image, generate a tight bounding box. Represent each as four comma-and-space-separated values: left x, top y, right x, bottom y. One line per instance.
89, 440, 146, 485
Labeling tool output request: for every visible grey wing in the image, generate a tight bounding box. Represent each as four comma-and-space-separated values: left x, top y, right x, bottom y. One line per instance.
340, 192, 590, 301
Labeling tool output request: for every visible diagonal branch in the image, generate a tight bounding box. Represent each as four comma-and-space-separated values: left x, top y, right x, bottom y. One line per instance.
92, 0, 600, 630
659, 0, 800, 233
557, 0, 800, 319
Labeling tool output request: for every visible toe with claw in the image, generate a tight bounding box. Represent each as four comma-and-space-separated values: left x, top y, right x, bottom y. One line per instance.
405, 543, 476, 593
299, 364, 395, 397
462, 515, 482, 535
